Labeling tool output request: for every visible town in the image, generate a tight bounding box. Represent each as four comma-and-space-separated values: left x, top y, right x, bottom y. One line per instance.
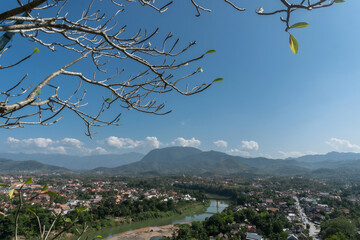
1, 175, 358, 239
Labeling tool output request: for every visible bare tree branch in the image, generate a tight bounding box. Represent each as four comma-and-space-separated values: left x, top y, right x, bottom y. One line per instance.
0, 0, 340, 136
0, 0, 47, 21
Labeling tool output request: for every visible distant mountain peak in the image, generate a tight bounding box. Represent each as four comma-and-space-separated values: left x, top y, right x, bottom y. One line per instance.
93, 146, 307, 176
295, 151, 360, 163
141, 146, 202, 162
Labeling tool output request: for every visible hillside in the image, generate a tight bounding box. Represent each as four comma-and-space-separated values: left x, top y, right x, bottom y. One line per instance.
293, 151, 360, 163
0, 158, 70, 173
0, 152, 144, 170
91, 147, 360, 178
92, 147, 308, 176
3, 147, 360, 178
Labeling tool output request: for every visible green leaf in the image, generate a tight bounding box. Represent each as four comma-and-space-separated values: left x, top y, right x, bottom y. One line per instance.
212, 78, 224, 83
105, 98, 112, 102
197, 67, 202, 71
36, 88, 41, 96
64, 218, 72, 223
205, 50, 216, 54
0, 184, 10, 187
96, 236, 102, 238
33, 48, 40, 53
41, 184, 49, 191
26, 207, 37, 215
334, 0, 345, 3
290, 22, 309, 28
9, 189, 14, 199
289, 34, 299, 55
76, 206, 88, 213
45, 191, 59, 198
25, 177, 33, 184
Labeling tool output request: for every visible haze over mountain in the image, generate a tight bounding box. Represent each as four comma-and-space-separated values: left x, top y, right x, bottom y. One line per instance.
293, 151, 360, 162
0, 152, 144, 170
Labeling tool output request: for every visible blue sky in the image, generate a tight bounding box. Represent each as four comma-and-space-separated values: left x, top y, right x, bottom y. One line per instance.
1, 0, 360, 158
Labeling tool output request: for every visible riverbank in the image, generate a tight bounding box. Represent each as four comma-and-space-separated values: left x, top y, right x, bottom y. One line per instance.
79, 201, 211, 240
107, 224, 185, 240
107, 199, 232, 240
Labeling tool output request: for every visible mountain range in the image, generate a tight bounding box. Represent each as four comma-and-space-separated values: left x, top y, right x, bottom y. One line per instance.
3, 147, 360, 179
292, 151, 360, 163
0, 158, 69, 173
92, 147, 360, 178
0, 152, 144, 170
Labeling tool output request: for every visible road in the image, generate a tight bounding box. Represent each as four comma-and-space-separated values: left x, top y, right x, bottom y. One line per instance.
293, 196, 320, 239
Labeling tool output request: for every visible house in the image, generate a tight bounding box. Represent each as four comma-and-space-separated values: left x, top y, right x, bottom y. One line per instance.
342, 208, 350, 214
288, 234, 299, 240
283, 228, 294, 235
246, 232, 264, 240
267, 207, 279, 212
53, 209, 61, 214
287, 213, 297, 222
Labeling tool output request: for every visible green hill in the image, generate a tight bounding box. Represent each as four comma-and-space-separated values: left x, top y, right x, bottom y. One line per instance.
92, 147, 307, 176
0, 158, 70, 173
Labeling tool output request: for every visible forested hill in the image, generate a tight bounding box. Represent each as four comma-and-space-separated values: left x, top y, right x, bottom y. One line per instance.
92, 147, 305, 176
92, 147, 360, 179
3, 147, 360, 178
0, 152, 144, 170
0, 158, 70, 173
291, 151, 360, 162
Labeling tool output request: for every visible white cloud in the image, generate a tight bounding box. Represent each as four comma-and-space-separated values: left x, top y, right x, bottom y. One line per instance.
105, 136, 162, 149
172, 137, 201, 147
6, 137, 101, 155
214, 140, 228, 148
48, 146, 67, 154
94, 147, 108, 155
60, 138, 83, 148
326, 138, 360, 153
7, 137, 53, 148
106, 137, 141, 149
145, 137, 161, 149
278, 151, 305, 158
227, 148, 250, 157
223, 140, 259, 157
241, 140, 259, 151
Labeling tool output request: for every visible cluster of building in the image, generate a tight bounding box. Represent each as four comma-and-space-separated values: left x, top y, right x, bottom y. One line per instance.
2, 176, 357, 240
0, 176, 197, 216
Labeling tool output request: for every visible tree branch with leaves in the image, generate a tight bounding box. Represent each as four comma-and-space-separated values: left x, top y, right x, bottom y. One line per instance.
0, 0, 344, 136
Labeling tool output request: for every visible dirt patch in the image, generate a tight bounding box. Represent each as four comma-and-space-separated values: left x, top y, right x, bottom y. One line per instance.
107, 224, 183, 240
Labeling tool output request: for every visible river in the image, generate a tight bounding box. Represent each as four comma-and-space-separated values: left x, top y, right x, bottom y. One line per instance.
83, 200, 229, 240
